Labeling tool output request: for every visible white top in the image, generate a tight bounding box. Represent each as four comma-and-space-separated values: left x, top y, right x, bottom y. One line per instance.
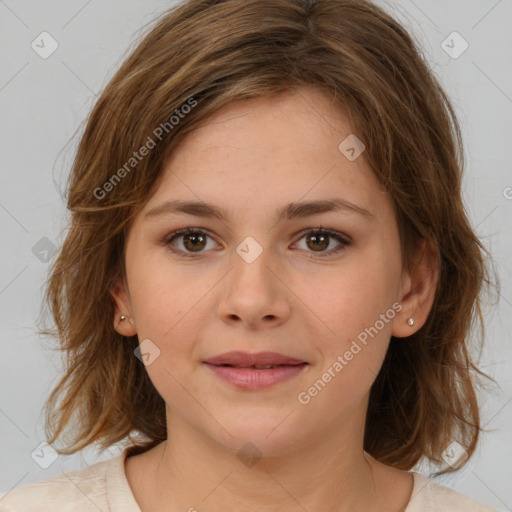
0, 448, 499, 511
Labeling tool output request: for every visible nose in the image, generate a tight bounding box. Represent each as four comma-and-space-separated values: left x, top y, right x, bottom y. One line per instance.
216, 246, 291, 331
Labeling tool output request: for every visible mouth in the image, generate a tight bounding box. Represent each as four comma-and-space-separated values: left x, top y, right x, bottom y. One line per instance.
202, 352, 309, 390
203, 350, 308, 367
208, 362, 307, 370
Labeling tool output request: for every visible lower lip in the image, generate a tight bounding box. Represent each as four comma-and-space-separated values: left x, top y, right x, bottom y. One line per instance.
203, 363, 308, 390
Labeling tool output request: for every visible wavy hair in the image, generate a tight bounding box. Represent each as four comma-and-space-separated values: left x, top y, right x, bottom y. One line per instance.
39, 0, 494, 473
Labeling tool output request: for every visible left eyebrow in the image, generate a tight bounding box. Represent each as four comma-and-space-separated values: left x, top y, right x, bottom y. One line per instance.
144, 198, 374, 222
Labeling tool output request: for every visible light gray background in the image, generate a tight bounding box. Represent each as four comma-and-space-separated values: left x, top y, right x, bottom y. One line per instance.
0, 0, 511, 510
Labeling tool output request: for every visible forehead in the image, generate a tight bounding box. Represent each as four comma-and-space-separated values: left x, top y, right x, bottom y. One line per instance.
169, 88, 357, 167
139, 88, 391, 224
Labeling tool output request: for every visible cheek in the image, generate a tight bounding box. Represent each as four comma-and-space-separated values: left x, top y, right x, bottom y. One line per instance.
297, 244, 400, 377
126, 265, 224, 404
295, 277, 397, 418
305, 247, 398, 329
126, 244, 213, 339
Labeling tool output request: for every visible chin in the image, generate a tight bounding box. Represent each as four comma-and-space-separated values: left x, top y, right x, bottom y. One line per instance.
205, 414, 309, 459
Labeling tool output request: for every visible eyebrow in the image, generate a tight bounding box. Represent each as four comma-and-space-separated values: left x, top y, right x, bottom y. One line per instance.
144, 198, 374, 222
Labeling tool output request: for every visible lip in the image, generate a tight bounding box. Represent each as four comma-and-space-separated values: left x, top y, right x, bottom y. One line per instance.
203, 351, 307, 367
202, 351, 309, 390
204, 362, 309, 390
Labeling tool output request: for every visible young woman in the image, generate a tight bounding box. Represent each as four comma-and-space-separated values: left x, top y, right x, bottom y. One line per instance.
0, 0, 499, 510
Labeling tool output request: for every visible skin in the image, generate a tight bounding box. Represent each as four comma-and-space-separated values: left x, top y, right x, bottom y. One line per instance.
111, 86, 438, 512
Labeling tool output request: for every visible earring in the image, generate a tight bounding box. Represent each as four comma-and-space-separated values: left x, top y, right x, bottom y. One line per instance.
407, 317, 414, 326
120, 315, 126, 321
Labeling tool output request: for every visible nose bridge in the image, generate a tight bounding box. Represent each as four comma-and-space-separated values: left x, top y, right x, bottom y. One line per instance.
217, 235, 290, 327
230, 234, 275, 295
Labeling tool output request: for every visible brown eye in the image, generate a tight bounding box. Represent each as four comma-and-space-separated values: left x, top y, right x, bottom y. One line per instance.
163, 227, 350, 259
182, 232, 207, 252
305, 232, 329, 251
163, 228, 217, 257
294, 228, 350, 257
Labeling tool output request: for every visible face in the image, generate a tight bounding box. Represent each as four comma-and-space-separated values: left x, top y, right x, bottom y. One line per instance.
112, 87, 421, 457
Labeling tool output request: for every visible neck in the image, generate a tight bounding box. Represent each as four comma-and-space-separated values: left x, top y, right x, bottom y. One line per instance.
146, 415, 385, 512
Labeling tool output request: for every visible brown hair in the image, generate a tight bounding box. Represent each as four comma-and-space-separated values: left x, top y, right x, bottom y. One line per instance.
39, 0, 494, 473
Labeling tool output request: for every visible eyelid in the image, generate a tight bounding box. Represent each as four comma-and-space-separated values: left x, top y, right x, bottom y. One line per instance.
293, 226, 351, 244
162, 226, 351, 258
290, 227, 351, 257
161, 227, 221, 253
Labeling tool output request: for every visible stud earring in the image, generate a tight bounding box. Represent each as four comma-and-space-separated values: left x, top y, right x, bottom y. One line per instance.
120, 315, 126, 321
407, 317, 414, 326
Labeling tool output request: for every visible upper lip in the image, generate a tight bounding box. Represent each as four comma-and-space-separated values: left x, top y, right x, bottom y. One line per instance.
203, 351, 307, 367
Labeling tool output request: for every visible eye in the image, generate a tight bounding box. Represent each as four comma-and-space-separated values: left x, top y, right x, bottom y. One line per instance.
162, 227, 218, 257
292, 227, 351, 257
161, 226, 351, 258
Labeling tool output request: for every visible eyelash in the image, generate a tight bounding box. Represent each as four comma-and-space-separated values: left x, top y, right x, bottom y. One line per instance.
161, 226, 351, 259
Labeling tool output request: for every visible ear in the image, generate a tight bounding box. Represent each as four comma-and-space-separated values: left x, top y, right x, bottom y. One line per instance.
110, 273, 137, 337
392, 239, 439, 338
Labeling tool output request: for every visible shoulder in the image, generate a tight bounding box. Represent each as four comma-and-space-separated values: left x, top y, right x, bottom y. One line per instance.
406, 472, 500, 512
0, 455, 116, 512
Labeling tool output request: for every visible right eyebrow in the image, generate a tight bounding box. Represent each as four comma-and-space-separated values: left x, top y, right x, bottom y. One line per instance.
144, 198, 374, 222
